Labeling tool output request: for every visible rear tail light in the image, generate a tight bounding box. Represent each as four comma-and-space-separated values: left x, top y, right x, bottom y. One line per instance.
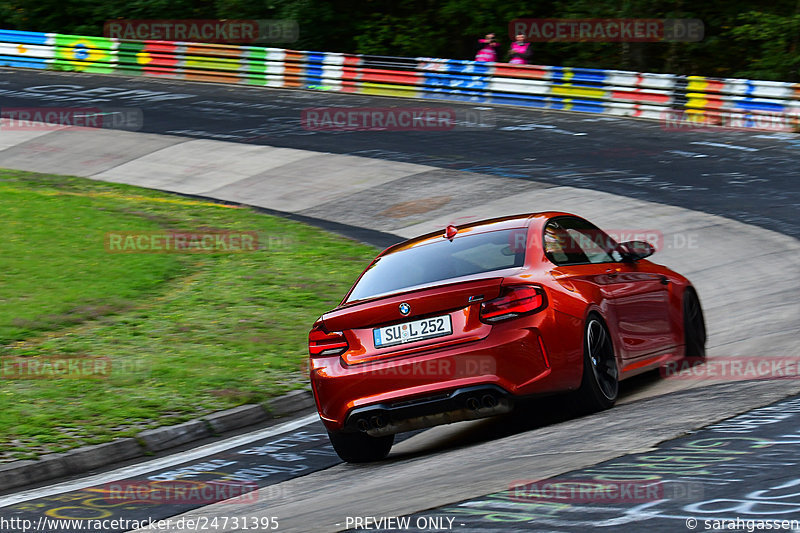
309, 325, 349, 357
479, 285, 547, 323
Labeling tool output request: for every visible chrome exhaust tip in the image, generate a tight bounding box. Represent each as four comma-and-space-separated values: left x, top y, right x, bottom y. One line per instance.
370, 415, 387, 429
466, 397, 481, 411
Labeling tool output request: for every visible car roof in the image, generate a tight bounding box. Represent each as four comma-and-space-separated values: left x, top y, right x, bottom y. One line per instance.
381, 211, 573, 256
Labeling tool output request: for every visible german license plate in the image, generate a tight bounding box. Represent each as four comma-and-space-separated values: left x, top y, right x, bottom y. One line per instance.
373, 315, 453, 348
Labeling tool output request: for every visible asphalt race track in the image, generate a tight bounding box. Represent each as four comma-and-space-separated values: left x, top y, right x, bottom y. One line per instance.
0, 415, 333, 532
1, 69, 799, 239
1, 67, 800, 532
3, 383, 800, 533
400, 393, 800, 532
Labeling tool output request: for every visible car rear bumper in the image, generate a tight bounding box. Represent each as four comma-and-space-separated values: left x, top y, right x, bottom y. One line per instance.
343, 384, 513, 436
310, 317, 582, 433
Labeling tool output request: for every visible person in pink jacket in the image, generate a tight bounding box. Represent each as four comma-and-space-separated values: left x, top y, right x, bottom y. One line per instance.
508, 33, 532, 65
475, 33, 500, 62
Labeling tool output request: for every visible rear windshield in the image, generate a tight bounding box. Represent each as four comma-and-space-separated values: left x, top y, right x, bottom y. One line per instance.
346, 228, 527, 302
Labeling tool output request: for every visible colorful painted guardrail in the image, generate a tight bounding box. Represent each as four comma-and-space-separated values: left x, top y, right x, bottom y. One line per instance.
2, 28, 799, 127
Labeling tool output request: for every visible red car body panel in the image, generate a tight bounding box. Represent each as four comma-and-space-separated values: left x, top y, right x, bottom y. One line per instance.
309, 212, 692, 433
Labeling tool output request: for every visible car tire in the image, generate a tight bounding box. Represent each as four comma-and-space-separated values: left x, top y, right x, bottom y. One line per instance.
574, 314, 619, 413
683, 288, 707, 360
328, 430, 394, 463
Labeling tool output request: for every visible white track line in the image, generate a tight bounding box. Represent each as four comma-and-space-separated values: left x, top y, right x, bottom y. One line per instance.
0, 414, 320, 509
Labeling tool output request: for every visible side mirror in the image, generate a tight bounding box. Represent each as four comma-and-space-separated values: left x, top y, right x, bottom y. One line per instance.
620, 240, 655, 261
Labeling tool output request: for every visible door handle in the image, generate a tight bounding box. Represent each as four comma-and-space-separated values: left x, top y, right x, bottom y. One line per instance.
660, 275, 670, 285
606, 268, 618, 278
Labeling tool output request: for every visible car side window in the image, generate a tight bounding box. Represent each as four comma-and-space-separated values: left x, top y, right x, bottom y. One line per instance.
544, 217, 620, 265
544, 219, 589, 264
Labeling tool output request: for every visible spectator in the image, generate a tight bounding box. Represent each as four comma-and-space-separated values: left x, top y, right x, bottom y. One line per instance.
475, 33, 499, 62
508, 33, 532, 65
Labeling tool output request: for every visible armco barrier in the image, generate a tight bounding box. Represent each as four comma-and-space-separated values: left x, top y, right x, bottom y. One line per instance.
1, 29, 799, 128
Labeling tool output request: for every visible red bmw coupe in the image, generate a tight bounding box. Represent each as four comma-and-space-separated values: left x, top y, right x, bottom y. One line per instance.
308, 212, 706, 462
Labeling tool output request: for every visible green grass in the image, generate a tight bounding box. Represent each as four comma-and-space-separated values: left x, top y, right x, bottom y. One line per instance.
0, 169, 377, 462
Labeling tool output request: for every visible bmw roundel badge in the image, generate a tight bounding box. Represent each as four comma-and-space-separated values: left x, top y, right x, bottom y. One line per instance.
399, 302, 411, 316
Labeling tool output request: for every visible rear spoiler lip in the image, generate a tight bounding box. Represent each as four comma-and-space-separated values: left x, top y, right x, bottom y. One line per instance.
328, 273, 517, 315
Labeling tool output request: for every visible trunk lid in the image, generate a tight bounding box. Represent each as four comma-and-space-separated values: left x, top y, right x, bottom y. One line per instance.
323, 276, 505, 365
